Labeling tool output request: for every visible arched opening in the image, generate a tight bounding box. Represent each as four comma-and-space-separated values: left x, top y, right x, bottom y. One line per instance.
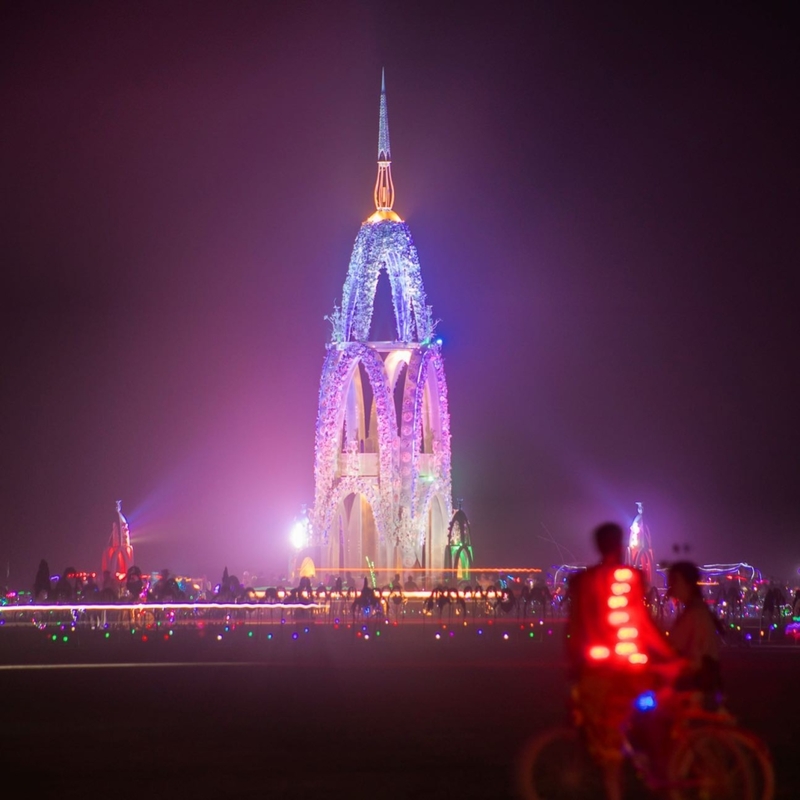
393, 361, 407, 437
329, 492, 379, 576
370, 269, 396, 341
339, 358, 381, 468
425, 494, 448, 583
419, 362, 442, 456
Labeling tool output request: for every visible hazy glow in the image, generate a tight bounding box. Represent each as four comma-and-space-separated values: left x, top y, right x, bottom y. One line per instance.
611, 582, 632, 596
617, 627, 638, 640
290, 520, 308, 550
614, 568, 633, 581
0, 4, 794, 589
589, 645, 610, 660
614, 641, 637, 656
607, 596, 628, 608
608, 611, 630, 626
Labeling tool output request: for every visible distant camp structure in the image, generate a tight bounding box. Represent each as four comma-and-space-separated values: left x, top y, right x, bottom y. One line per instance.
444, 501, 474, 581
101, 500, 134, 580
627, 501, 656, 588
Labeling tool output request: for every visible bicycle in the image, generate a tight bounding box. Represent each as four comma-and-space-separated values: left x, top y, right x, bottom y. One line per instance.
516, 689, 774, 800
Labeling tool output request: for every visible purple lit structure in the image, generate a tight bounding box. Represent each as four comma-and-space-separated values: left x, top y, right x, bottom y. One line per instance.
310, 73, 453, 579
627, 501, 656, 588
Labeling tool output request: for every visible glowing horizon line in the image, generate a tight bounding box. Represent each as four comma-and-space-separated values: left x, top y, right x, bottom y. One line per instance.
303, 567, 543, 573
0, 602, 325, 614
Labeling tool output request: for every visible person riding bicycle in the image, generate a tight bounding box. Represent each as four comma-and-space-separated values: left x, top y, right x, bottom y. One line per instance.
665, 561, 724, 709
566, 522, 675, 800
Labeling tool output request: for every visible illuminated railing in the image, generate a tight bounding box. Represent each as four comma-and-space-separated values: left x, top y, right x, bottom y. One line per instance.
0, 586, 566, 630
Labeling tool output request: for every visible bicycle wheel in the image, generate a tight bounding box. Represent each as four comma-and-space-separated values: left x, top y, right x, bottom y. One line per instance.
516, 727, 603, 800
668, 726, 754, 800
723, 728, 775, 800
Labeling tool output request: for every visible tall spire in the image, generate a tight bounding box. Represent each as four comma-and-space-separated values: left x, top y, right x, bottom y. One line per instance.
378, 68, 391, 160
371, 68, 399, 221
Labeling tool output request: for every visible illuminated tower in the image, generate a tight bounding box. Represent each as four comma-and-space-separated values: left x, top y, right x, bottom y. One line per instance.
311, 72, 453, 580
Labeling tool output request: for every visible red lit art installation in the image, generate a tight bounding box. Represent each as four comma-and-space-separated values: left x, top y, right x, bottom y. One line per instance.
101, 500, 134, 580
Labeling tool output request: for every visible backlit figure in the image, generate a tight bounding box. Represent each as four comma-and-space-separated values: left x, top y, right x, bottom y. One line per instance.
567, 523, 674, 800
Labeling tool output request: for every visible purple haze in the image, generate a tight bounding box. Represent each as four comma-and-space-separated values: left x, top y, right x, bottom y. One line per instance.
0, 3, 797, 585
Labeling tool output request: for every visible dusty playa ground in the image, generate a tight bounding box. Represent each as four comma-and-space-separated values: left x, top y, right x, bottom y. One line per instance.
0, 621, 797, 799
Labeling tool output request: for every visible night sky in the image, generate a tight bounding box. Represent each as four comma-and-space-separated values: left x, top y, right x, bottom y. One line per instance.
1, 2, 797, 586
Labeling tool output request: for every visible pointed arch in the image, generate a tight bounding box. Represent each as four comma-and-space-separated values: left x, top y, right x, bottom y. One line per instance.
322, 479, 388, 570
340, 221, 433, 343
312, 343, 396, 544
418, 490, 449, 579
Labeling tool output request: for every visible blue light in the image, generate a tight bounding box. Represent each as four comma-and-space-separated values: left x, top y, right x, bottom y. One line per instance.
634, 690, 657, 712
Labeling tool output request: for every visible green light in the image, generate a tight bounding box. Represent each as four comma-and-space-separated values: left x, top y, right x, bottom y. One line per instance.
248, 631, 253, 637
376, 630, 381, 636
62, 636, 68, 642
51, 634, 57, 641
105, 632, 110, 639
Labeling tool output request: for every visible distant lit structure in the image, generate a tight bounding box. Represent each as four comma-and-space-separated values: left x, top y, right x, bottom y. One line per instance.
444, 501, 474, 581
101, 500, 134, 580
698, 562, 764, 585
309, 72, 454, 580
627, 501, 655, 587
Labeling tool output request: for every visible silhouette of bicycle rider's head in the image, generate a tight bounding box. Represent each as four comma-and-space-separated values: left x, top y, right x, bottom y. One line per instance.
593, 522, 624, 562
667, 560, 702, 605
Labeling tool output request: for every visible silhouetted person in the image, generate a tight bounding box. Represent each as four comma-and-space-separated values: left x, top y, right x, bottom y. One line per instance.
567, 523, 673, 800
530, 580, 551, 617
83, 573, 99, 600
34, 559, 50, 601
666, 561, 723, 707
126, 566, 143, 600
762, 582, 785, 621
360, 577, 376, 605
